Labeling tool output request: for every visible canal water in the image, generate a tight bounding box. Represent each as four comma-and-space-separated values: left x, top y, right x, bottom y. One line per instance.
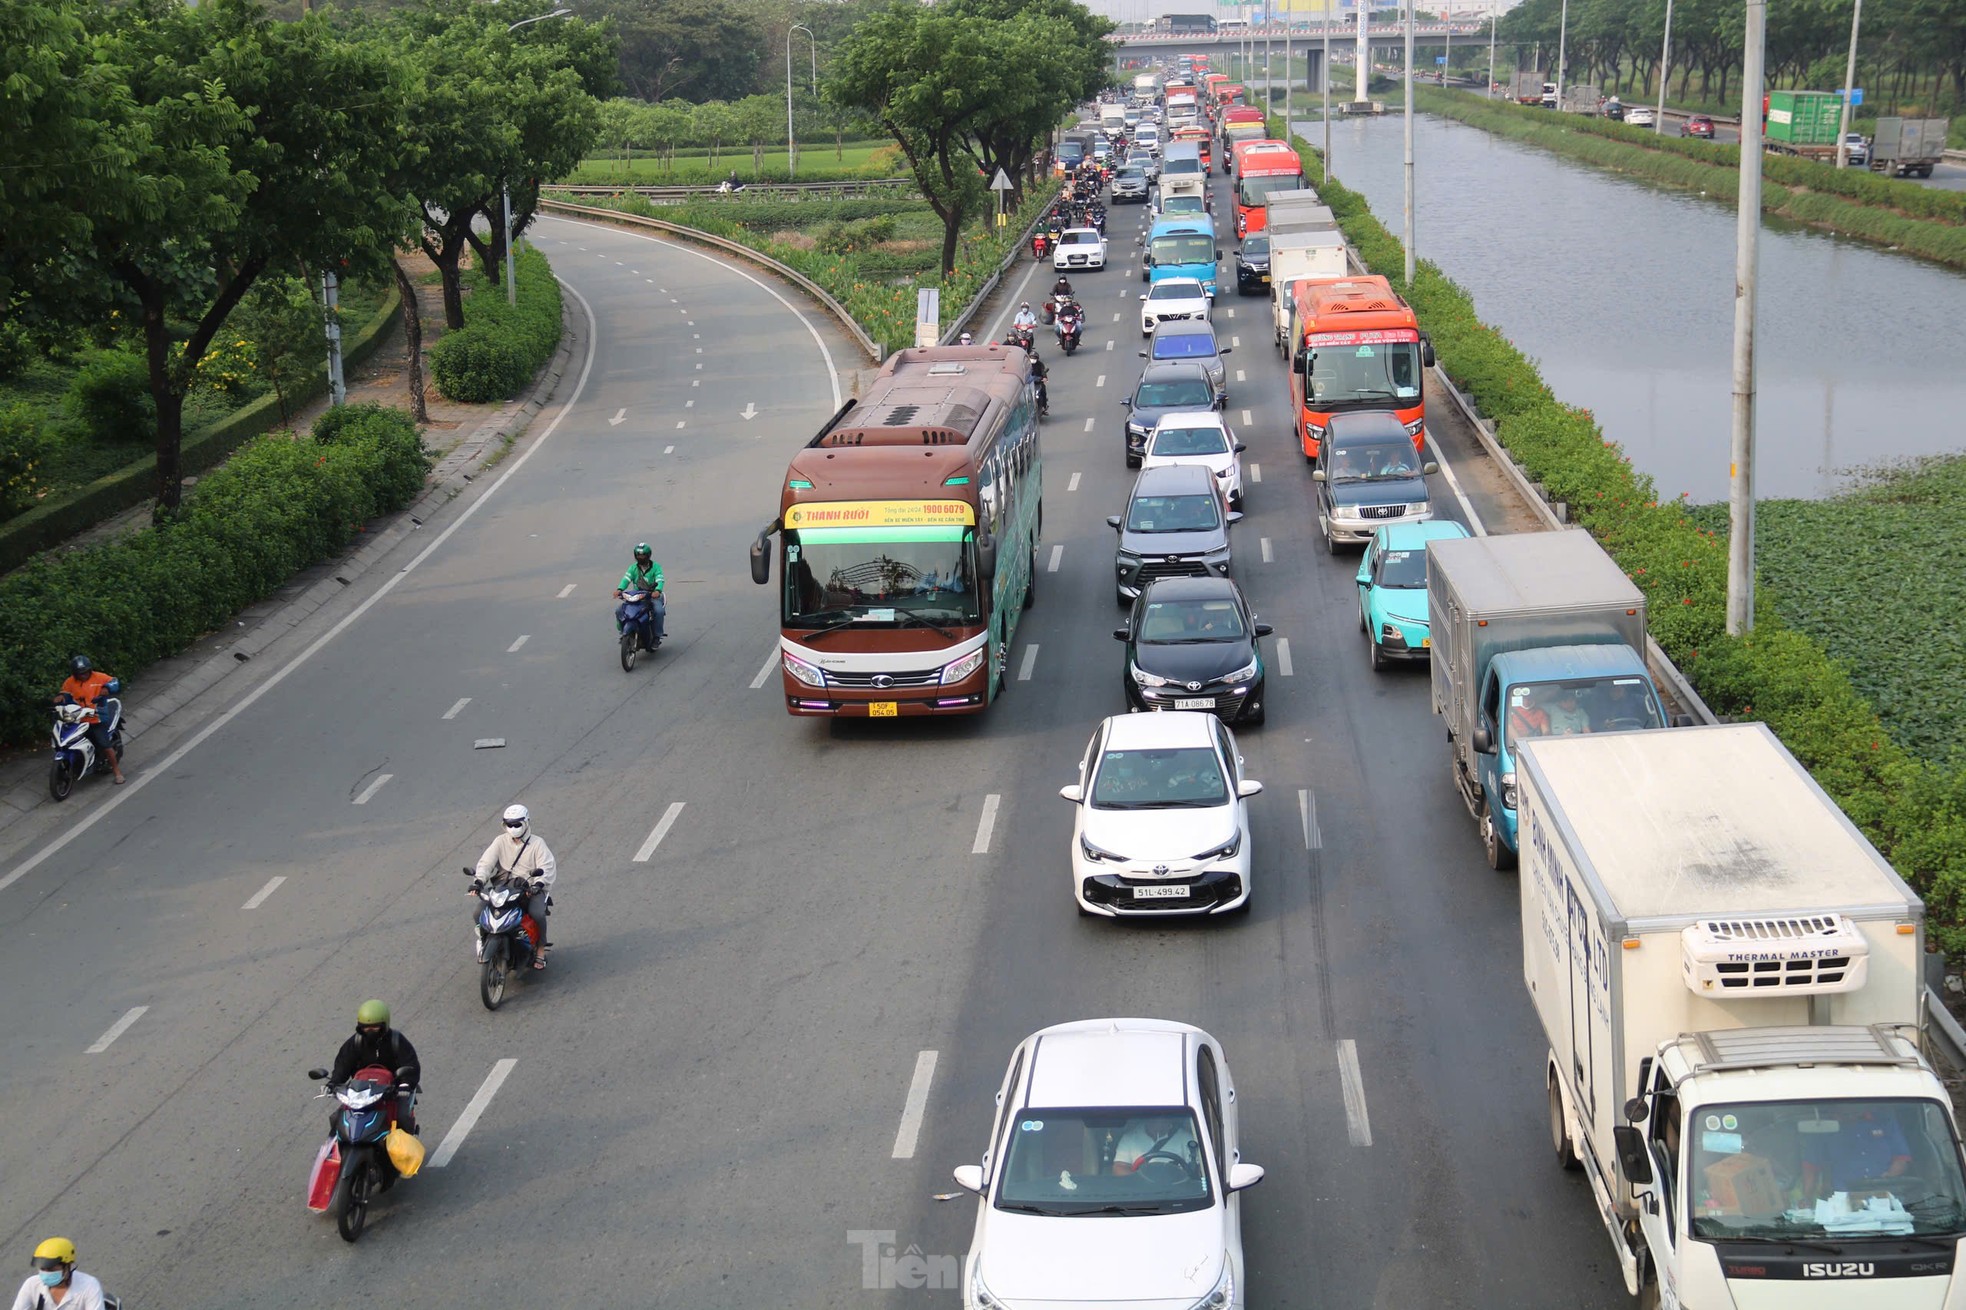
1293, 112, 1966, 501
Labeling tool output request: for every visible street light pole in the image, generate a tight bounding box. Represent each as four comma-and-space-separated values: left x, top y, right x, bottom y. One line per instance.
788, 22, 816, 180
1656, 0, 1675, 133
1322, 0, 1331, 180
1403, 0, 1415, 287
1726, 0, 1766, 635
503, 7, 572, 306
1554, 0, 1569, 112
1488, 2, 1496, 100
1834, 0, 1862, 169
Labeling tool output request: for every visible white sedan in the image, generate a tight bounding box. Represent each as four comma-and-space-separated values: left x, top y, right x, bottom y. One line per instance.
1142, 411, 1246, 509
1139, 277, 1212, 337
954, 1018, 1263, 1310
1060, 711, 1259, 916
1625, 106, 1657, 127
1054, 227, 1108, 272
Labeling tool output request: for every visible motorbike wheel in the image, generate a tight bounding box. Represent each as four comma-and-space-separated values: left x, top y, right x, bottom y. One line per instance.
481, 940, 509, 1011
619, 628, 638, 673
48, 757, 73, 802
333, 1151, 370, 1243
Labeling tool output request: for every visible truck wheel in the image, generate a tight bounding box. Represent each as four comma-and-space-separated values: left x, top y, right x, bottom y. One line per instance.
1549, 1074, 1581, 1172
1637, 1278, 1662, 1310
1483, 807, 1517, 871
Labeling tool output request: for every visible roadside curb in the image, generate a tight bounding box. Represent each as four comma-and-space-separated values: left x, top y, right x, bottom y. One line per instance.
0, 301, 580, 843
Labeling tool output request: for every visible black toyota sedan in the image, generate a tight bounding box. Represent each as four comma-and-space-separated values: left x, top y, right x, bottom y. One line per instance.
1114, 576, 1272, 724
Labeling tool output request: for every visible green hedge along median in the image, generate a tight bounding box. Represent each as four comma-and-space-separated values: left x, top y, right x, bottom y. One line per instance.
0, 405, 431, 747
430, 247, 564, 403
1269, 114, 1966, 952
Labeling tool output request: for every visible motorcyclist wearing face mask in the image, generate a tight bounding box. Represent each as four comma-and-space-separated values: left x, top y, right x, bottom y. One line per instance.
474, 804, 558, 969
328, 1000, 422, 1134
13, 1238, 105, 1310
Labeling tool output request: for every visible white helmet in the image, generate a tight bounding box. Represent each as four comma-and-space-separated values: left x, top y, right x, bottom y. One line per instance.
502, 803, 530, 843
959, 332, 973, 345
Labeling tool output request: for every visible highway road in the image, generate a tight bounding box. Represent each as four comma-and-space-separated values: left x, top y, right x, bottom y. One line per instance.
0, 165, 1627, 1306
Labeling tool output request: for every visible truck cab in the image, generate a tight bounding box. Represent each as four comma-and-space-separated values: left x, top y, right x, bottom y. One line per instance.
1144, 216, 1220, 299
1472, 645, 1665, 865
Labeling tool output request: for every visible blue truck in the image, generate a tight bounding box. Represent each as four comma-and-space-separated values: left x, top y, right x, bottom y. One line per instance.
1426, 530, 1674, 869
1142, 216, 1221, 299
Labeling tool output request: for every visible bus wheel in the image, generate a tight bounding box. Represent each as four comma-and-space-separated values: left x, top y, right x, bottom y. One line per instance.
1024, 539, 1037, 609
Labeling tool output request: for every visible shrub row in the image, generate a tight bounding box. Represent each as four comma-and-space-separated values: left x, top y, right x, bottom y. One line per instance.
571, 184, 1059, 355
429, 247, 565, 404
1269, 112, 1966, 952
0, 405, 432, 747
0, 288, 402, 576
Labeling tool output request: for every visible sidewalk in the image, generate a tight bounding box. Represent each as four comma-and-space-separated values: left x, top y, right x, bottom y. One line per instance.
0, 254, 579, 854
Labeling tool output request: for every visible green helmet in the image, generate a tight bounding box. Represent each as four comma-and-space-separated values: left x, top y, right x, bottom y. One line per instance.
633, 543, 652, 565
356, 999, 391, 1028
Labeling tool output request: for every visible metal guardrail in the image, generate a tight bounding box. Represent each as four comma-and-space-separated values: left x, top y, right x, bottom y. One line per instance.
538, 198, 884, 364
939, 196, 1055, 348
553, 179, 917, 202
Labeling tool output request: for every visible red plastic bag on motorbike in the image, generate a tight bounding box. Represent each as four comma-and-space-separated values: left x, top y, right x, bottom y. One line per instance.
307, 1139, 342, 1212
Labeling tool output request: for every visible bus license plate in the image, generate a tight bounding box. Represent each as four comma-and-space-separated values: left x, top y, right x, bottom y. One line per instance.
1421, 637, 1431, 648
1135, 885, 1191, 900
1175, 697, 1214, 710
868, 702, 898, 717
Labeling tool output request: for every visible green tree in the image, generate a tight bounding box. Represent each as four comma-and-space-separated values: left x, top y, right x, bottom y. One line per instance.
230, 275, 325, 426
693, 100, 736, 166
736, 93, 785, 171
585, 0, 767, 102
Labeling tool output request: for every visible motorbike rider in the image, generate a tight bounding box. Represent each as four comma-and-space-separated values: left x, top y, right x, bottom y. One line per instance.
1051, 274, 1075, 301
474, 803, 558, 969
14, 1238, 104, 1310
328, 1001, 421, 1134
1054, 296, 1082, 342
1027, 351, 1050, 415
53, 656, 124, 786
1012, 301, 1039, 334
614, 543, 665, 647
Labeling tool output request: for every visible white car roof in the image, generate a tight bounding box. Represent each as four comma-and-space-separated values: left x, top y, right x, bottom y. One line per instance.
1149, 278, 1207, 298
1147, 409, 1229, 433
1025, 1019, 1201, 1109
1063, 227, 1102, 239
1100, 709, 1218, 752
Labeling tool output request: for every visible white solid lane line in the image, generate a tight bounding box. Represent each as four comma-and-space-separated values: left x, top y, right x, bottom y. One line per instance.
442, 697, 471, 720
891, 1050, 939, 1160
87, 1007, 147, 1054
750, 646, 781, 690
352, 773, 394, 806
632, 802, 687, 864
1425, 426, 1488, 536
1017, 644, 1040, 682
1338, 1039, 1373, 1146
241, 876, 285, 910
1047, 544, 1064, 572
971, 794, 1001, 854
507, 635, 529, 653
430, 1058, 517, 1168
1067, 471, 1082, 492
556, 583, 577, 598
1260, 537, 1273, 564
1276, 637, 1294, 677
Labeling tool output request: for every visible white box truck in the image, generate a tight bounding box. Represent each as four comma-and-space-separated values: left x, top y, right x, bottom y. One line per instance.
1268, 229, 1349, 351
1520, 723, 1966, 1310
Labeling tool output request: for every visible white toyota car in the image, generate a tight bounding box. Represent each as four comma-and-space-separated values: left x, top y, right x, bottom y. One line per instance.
953, 1017, 1264, 1310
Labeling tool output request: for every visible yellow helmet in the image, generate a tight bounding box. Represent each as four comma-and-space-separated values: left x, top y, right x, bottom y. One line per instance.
32, 1237, 76, 1268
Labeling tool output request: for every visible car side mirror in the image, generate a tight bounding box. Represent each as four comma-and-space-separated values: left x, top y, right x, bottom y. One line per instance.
1254, 622, 1273, 637
1059, 783, 1085, 803
1311, 469, 1326, 483
1113, 627, 1131, 641
952, 1164, 986, 1194
1671, 712, 1697, 728
1612, 1124, 1653, 1186
1226, 1162, 1266, 1192
1218, 346, 1232, 355
1473, 724, 1495, 755
1138, 293, 1149, 301
1107, 515, 1123, 530
1225, 510, 1243, 525
1233, 442, 1246, 453
1215, 249, 1224, 260
1139, 350, 1149, 358
307, 1067, 330, 1081
1236, 779, 1264, 798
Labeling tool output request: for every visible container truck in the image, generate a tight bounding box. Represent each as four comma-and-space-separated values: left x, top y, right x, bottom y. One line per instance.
1426, 529, 1669, 869
1764, 89, 1844, 160
1520, 722, 1966, 1310
1263, 190, 1333, 240
1511, 71, 1545, 105
1870, 117, 1950, 178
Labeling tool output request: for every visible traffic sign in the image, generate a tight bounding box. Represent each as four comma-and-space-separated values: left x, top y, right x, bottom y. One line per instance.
1435, 55, 1447, 65
1846, 88, 1864, 106
989, 169, 1013, 191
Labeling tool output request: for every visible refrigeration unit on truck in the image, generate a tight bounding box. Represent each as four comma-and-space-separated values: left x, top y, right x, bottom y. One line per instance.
1426, 529, 1671, 870
1870, 117, 1951, 178
1520, 722, 1966, 1310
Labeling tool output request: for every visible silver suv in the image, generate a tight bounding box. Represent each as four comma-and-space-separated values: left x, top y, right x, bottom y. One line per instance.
1108, 463, 1241, 606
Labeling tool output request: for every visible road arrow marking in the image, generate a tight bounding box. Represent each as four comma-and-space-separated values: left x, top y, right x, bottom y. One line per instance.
609, 408, 626, 426
741, 403, 759, 421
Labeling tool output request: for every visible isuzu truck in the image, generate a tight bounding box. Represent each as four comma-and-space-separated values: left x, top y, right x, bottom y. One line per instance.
1520, 723, 1966, 1310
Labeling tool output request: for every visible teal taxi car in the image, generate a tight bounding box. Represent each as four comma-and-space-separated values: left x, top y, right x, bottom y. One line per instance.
1355, 520, 1470, 670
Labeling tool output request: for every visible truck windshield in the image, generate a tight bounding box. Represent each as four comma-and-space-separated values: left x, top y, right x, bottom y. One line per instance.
1305, 340, 1422, 407
1687, 1098, 1966, 1241
1236, 174, 1303, 207
783, 526, 982, 627
1151, 236, 1214, 267
1505, 677, 1666, 739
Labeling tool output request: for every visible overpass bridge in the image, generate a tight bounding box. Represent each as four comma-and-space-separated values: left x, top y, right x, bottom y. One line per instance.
1110, 22, 1490, 92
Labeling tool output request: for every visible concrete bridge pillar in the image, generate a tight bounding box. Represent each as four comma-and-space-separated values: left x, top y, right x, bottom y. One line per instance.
1305, 46, 1325, 94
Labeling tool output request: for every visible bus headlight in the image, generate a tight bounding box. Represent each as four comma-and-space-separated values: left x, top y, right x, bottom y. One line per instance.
1404, 417, 1425, 438
941, 648, 986, 684
782, 651, 826, 687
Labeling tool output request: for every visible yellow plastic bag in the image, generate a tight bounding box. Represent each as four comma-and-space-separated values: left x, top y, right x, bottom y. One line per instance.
386, 1128, 425, 1178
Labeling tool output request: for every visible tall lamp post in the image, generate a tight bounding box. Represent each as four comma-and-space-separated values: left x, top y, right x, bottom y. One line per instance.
1321, 0, 1331, 180
1834, 0, 1862, 169
503, 7, 572, 305
1554, 0, 1569, 114
1656, 0, 1675, 132
787, 22, 816, 180
1403, 0, 1415, 287
1487, 2, 1496, 100
1727, 0, 1766, 635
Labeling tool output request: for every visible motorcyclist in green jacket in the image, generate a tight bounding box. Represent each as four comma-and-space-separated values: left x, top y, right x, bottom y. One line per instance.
615, 543, 665, 646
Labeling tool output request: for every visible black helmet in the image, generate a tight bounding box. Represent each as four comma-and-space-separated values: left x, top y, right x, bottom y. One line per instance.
633, 543, 652, 565
68, 655, 92, 679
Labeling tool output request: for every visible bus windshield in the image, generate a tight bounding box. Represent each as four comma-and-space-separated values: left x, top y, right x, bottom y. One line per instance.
1237, 174, 1305, 207
1151, 236, 1215, 267
1305, 338, 1422, 407
783, 526, 982, 627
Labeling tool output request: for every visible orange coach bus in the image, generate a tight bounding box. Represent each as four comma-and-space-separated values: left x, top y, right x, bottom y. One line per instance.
1286, 277, 1435, 461
1231, 140, 1304, 238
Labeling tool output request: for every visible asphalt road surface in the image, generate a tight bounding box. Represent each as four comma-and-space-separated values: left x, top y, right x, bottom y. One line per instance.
0, 167, 1626, 1307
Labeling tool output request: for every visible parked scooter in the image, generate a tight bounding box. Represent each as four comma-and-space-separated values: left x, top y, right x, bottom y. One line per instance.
305, 1063, 419, 1243
48, 690, 123, 801
466, 866, 547, 1010
616, 589, 659, 671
